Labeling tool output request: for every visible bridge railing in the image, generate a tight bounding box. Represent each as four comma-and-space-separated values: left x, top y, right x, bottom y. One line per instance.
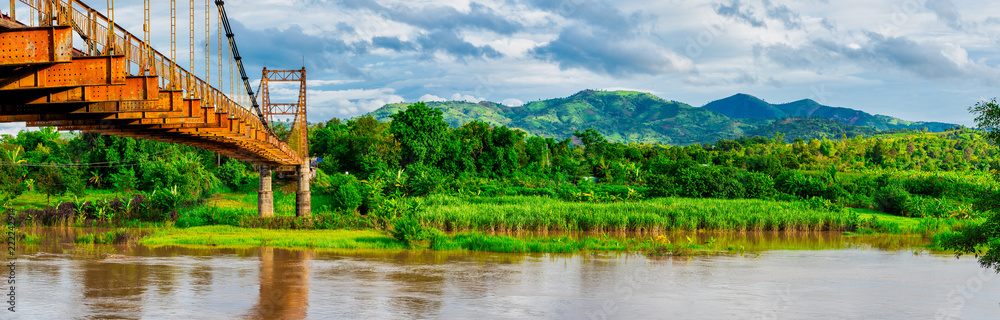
13, 0, 296, 159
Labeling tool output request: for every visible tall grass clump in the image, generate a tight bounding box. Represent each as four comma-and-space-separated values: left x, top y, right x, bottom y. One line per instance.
417, 195, 859, 233
75, 229, 133, 244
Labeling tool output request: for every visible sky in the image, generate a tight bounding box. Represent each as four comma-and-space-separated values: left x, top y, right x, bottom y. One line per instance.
4, 0, 1000, 135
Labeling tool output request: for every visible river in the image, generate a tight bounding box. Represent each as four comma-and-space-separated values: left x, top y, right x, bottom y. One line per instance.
9, 228, 1000, 319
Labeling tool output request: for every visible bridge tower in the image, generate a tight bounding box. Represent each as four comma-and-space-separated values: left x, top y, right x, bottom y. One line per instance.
259, 68, 310, 217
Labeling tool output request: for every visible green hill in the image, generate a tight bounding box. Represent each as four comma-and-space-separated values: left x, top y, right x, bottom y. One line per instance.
747, 117, 878, 142
370, 101, 514, 128
369, 90, 751, 145
704, 94, 956, 132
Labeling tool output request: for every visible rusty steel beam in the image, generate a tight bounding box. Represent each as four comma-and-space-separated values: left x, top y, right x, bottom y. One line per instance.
0, 26, 73, 66
0, 56, 126, 90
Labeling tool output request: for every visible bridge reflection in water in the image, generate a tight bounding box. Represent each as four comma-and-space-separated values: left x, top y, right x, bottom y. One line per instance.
249, 247, 312, 320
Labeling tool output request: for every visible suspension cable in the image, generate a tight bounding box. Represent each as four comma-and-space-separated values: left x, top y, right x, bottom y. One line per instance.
214, 0, 271, 134
188, 0, 194, 97
204, 0, 209, 81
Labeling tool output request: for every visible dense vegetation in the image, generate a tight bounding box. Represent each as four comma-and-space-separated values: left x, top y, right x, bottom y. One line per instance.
3, 99, 997, 257
937, 98, 1000, 272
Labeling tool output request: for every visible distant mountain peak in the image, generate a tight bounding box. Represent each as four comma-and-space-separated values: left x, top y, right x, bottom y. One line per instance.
704, 95, 955, 132
702, 93, 785, 119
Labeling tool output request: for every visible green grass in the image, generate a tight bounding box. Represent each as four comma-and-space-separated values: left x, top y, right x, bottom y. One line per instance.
175, 191, 342, 228
0, 225, 42, 244
431, 232, 636, 253
847, 208, 978, 236
416, 195, 860, 233
75, 229, 131, 244
9, 190, 121, 209
854, 208, 922, 229
141, 225, 405, 250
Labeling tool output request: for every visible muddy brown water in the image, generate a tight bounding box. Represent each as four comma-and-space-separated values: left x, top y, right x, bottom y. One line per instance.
8, 228, 1000, 319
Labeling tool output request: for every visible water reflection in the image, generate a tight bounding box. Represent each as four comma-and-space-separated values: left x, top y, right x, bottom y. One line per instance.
13, 228, 1000, 319
81, 257, 150, 319
246, 247, 312, 320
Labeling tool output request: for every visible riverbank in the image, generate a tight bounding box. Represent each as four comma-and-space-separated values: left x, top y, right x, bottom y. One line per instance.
6, 194, 979, 254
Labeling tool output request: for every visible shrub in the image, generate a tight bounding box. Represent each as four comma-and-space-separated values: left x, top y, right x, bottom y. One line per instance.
405, 164, 447, 196
645, 174, 678, 197
874, 184, 913, 216
712, 170, 746, 199
745, 155, 782, 176
390, 216, 427, 247
775, 171, 826, 199
215, 159, 256, 192
739, 171, 776, 199
676, 166, 713, 197
823, 184, 849, 203
903, 176, 944, 197
148, 186, 183, 220
317, 173, 364, 212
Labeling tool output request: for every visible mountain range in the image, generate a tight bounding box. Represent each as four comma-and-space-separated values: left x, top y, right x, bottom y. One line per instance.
365, 90, 958, 145
702, 93, 955, 132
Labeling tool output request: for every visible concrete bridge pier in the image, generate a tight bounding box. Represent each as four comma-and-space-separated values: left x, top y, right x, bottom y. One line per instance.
259, 165, 274, 217
296, 163, 311, 217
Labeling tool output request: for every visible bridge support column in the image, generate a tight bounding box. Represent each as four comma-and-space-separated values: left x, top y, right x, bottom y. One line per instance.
258, 165, 274, 218
296, 163, 311, 217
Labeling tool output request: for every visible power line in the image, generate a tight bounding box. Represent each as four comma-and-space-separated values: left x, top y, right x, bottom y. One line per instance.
0, 148, 178, 168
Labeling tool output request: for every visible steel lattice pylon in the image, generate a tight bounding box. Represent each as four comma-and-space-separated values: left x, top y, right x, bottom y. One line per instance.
260, 67, 308, 168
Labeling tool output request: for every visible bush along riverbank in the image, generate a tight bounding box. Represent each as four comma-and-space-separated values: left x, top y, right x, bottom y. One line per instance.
88, 194, 971, 255
3, 184, 982, 254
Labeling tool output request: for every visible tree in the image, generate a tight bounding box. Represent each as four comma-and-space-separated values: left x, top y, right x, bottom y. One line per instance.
33, 166, 66, 205
0, 144, 26, 202
389, 102, 449, 168
940, 98, 1000, 272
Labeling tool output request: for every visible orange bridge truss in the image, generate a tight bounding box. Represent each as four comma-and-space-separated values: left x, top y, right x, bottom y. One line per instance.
0, 0, 306, 167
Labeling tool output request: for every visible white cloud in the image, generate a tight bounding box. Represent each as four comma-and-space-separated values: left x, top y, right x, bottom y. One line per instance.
306, 88, 404, 119
940, 43, 971, 68
501, 98, 524, 106
449, 93, 485, 102
309, 79, 364, 86
419, 94, 447, 102
600, 87, 659, 95
0, 122, 28, 136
